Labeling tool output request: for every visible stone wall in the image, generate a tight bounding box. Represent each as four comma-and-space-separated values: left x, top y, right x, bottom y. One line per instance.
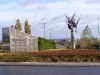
2, 27, 38, 52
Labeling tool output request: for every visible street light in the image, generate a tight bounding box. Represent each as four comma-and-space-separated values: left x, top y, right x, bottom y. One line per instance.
48, 28, 57, 40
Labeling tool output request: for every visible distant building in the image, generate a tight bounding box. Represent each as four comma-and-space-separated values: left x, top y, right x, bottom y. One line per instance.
52, 39, 70, 49
0, 41, 2, 46
0, 41, 2, 44
2, 27, 38, 52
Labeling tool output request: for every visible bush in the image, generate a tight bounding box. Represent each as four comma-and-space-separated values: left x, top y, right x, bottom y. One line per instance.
90, 57, 96, 62
51, 57, 60, 62
0, 53, 33, 62
82, 57, 90, 62
0, 45, 3, 50
38, 37, 56, 50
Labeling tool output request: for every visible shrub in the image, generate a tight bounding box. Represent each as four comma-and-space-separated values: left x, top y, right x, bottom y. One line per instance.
51, 57, 60, 62
82, 57, 91, 62
44, 57, 51, 62
38, 37, 56, 50
72, 57, 81, 62
0, 45, 3, 50
60, 57, 69, 62
0, 53, 33, 62
90, 57, 96, 62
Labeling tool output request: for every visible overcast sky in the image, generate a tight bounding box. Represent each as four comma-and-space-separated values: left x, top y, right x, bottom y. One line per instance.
0, 0, 100, 40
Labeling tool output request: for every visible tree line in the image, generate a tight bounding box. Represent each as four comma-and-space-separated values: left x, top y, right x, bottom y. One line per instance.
11, 19, 31, 34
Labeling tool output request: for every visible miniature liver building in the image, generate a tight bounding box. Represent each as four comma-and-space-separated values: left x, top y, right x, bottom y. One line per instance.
2, 27, 38, 52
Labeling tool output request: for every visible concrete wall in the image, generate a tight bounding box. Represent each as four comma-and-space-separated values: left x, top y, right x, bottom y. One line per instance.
2, 27, 38, 52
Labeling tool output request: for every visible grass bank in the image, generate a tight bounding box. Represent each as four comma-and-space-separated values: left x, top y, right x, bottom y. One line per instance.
0, 49, 100, 62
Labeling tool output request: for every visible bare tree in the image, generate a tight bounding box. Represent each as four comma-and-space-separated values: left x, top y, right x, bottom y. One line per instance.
65, 13, 80, 49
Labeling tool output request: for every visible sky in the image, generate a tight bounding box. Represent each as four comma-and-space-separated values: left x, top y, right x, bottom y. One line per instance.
0, 0, 100, 40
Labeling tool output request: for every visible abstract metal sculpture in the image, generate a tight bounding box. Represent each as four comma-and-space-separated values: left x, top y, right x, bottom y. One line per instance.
65, 13, 80, 49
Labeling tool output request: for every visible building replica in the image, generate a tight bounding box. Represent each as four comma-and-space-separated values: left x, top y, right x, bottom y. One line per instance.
2, 27, 38, 52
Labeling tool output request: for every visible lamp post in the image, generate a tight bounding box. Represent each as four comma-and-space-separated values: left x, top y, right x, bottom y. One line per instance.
40, 23, 46, 38
48, 28, 57, 40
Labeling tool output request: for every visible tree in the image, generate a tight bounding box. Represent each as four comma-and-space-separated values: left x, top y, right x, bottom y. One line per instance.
11, 25, 14, 28
81, 25, 93, 40
80, 25, 93, 48
15, 19, 22, 31
24, 20, 31, 34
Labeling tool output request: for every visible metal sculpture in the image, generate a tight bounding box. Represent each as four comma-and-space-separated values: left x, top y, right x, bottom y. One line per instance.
65, 13, 80, 49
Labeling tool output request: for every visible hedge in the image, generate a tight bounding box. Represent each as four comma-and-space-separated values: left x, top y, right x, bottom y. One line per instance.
38, 37, 56, 50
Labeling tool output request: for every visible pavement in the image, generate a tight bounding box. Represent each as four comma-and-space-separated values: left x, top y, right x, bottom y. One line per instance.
0, 62, 100, 67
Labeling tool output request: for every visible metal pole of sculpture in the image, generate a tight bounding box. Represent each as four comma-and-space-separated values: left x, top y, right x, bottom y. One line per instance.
98, 17, 100, 50
65, 13, 80, 49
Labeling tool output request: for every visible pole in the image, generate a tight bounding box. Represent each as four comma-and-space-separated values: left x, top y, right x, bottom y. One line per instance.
48, 29, 52, 40
98, 17, 100, 50
43, 23, 46, 38
75, 28, 78, 48
48, 28, 57, 40
71, 29, 75, 49
40, 23, 46, 38
50, 29, 51, 40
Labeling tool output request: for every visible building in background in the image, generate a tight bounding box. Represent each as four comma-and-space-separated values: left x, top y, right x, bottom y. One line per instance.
2, 27, 38, 52
52, 39, 69, 49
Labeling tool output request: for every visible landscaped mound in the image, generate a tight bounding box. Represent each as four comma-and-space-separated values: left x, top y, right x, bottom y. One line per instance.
0, 49, 100, 62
